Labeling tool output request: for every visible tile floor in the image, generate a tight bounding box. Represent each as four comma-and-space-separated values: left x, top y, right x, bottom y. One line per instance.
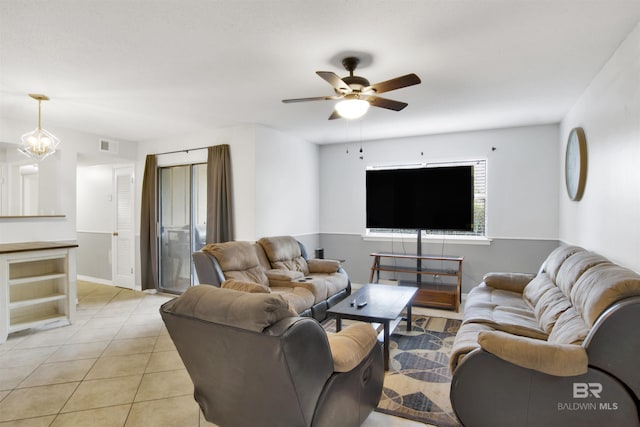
0, 281, 462, 427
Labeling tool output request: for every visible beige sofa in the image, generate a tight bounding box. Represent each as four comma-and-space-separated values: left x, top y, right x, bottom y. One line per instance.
449, 245, 640, 427
193, 235, 350, 321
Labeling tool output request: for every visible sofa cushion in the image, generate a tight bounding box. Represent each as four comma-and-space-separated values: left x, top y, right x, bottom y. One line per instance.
547, 307, 590, 345
466, 285, 532, 311
221, 279, 271, 293
162, 285, 296, 332
203, 241, 256, 271
555, 251, 610, 296
522, 273, 555, 308
534, 287, 572, 334
290, 277, 329, 304
258, 236, 310, 275
570, 263, 640, 326
223, 268, 267, 285
538, 245, 585, 281
203, 241, 269, 285
310, 272, 349, 297
270, 286, 315, 314
483, 272, 535, 294
327, 323, 378, 372
463, 303, 547, 340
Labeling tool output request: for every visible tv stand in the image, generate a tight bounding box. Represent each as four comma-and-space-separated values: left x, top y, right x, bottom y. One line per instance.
369, 251, 463, 311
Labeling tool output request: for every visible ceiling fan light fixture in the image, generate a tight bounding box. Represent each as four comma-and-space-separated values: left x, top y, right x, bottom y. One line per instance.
335, 97, 370, 120
282, 56, 420, 120
19, 94, 60, 161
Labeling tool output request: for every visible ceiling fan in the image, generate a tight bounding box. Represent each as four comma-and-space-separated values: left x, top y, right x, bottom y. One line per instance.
282, 56, 421, 120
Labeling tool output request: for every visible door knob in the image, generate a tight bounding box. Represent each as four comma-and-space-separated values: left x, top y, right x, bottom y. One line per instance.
113, 232, 119, 236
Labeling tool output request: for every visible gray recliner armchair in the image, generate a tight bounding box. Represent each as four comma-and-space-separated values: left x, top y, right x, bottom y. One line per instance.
160, 285, 384, 427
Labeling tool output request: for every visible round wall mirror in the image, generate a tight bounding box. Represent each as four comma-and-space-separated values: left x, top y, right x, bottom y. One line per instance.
565, 127, 587, 201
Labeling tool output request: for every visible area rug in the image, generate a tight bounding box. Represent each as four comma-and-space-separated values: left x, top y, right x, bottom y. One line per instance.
323, 316, 462, 427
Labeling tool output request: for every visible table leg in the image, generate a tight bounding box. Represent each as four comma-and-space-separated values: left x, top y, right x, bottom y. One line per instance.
369, 256, 377, 283
335, 317, 342, 332
406, 302, 412, 332
383, 320, 390, 371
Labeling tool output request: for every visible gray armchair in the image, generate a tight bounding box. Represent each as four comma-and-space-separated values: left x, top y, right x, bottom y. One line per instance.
160, 285, 383, 427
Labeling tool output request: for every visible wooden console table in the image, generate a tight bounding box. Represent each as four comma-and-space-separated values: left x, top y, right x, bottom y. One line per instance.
369, 252, 463, 311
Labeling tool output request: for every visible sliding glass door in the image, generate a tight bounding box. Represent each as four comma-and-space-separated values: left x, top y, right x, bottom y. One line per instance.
158, 163, 207, 293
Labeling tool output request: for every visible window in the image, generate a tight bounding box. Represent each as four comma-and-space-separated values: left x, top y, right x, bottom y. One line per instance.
368, 159, 487, 237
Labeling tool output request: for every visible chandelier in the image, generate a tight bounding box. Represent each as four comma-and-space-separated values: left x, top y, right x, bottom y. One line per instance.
18, 94, 60, 161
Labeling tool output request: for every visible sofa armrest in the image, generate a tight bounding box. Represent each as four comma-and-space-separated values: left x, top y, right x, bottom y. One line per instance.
326, 323, 378, 372
265, 269, 305, 286
478, 330, 587, 376
483, 272, 536, 293
307, 259, 340, 274
193, 251, 225, 286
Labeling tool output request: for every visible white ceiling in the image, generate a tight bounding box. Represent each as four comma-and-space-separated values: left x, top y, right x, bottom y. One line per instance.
1, 1, 640, 145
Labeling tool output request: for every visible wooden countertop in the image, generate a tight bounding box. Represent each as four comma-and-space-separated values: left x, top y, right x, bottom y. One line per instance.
0, 241, 78, 254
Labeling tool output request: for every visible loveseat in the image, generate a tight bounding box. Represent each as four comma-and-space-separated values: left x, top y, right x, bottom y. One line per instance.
193, 236, 351, 321
449, 245, 640, 427
160, 285, 384, 427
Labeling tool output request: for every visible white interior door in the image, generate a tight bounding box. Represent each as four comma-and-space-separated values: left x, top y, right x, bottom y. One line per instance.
112, 166, 135, 289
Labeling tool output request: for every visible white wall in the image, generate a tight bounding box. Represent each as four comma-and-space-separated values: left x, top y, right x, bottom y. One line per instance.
0, 118, 136, 243
77, 165, 114, 232
137, 124, 321, 242
320, 124, 560, 239
560, 21, 640, 272
137, 125, 257, 241
254, 126, 319, 237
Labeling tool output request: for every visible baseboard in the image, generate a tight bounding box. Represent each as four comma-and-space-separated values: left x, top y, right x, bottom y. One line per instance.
77, 275, 113, 286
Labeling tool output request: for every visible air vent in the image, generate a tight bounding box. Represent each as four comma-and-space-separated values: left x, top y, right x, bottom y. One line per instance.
98, 139, 119, 154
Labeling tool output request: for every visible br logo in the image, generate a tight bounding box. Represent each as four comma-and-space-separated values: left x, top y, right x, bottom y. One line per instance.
573, 383, 602, 398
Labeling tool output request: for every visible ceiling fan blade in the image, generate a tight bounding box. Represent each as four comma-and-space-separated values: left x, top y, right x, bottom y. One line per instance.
328, 110, 341, 120
366, 73, 421, 94
367, 96, 408, 111
282, 95, 340, 103
316, 71, 352, 93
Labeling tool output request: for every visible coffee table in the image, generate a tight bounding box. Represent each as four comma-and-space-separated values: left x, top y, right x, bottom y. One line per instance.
327, 284, 417, 370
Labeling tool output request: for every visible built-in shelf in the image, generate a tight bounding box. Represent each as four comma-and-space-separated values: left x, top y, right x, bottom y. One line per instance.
9, 273, 67, 286
9, 313, 69, 333
0, 241, 77, 342
9, 293, 67, 309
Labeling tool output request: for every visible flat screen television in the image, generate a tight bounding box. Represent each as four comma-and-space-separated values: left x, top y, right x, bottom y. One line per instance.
366, 165, 474, 231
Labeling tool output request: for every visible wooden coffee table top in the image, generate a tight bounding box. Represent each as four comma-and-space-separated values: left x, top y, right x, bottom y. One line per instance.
328, 284, 417, 323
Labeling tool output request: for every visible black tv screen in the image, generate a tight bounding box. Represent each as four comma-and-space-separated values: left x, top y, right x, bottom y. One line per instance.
366, 165, 474, 231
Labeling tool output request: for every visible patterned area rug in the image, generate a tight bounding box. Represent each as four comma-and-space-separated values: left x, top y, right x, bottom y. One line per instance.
323, 316, 462, 427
